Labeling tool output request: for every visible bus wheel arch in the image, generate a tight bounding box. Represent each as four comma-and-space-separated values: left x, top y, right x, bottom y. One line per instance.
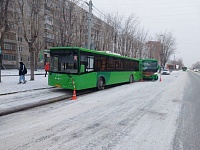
97, 76, 105, 90
129, 75, 134, 83
154, 75, 158, 81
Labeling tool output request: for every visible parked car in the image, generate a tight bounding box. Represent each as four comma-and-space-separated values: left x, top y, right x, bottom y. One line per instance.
162, 69, 170, 75
194, 69, 198, 72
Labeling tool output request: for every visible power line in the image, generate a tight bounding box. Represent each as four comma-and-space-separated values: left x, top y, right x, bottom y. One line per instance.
99, 1, 200, 6
139, 13, 200, 18
92, 5, 124, 30
177, 43, 200, 45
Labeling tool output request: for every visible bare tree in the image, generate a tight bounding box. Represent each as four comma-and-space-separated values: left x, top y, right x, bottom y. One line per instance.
107, 13, 123, 53
93, 18, 103, 50
123, 14, 139, 56
171, 58, 184, 69
73, 6, 87, 47
57, 0, 79, 46
104, 13, 139, 56
0, 0, 10, 82
34, 33, 44, 70
16, 0, 44, 80
135, 27, 149, 58
192, 61, 200, 69
0, 0, 10, 49
100, 22, 114, 51
157, 31, 176, 67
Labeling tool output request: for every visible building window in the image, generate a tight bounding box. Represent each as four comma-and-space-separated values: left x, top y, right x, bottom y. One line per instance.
4, 42, 17, 50
44, 24, 53, 30
4, 33, 16, 40
18, 46, 23, 52
46, 33, 54, 39
3, 54, 16, 61
4, 43, 11, 50
8, 22, 15, 29
46, 15, 53, 25
18, 27, 23, 33
18, 37, 23, 42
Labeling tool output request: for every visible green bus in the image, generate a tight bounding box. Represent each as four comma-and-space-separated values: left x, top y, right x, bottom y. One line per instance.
141, 58, 159, 81
48, 47, 142, 90
182, 67, 187, 71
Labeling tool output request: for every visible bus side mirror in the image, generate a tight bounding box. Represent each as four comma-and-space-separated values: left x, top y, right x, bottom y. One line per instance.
80, 64, 85, 73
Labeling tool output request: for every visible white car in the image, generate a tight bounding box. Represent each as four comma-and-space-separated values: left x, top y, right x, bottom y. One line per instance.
162, 69, 170, 75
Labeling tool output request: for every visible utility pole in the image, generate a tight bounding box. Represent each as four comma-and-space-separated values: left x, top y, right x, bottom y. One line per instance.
0, 46, 1, 82
87, 0, 93, 49
160, 35, 163, 68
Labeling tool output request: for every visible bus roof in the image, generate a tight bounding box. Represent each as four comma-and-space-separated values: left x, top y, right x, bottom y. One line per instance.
140, 58, 158, 62
50, 46, 140, 61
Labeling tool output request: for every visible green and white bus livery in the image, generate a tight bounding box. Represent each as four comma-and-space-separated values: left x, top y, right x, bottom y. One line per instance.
48, 47, 142, 90
141, 58, 159, 81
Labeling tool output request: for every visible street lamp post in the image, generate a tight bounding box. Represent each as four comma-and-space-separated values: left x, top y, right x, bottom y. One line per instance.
160, 35, 164, 69
86, 0, 93, 49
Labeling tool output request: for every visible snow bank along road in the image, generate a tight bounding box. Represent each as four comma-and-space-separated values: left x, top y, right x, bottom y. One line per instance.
0, 71, 192, 150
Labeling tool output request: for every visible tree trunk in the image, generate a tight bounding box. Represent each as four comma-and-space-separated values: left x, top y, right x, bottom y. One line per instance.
0, 34, 4, 83
34, 51, 38, 71
29, 45, 34, 80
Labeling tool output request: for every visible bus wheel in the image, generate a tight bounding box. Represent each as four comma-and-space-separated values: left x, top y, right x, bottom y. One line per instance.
97, 77, 105, 90
129, 75, 134, 83
155, 75, 158, 81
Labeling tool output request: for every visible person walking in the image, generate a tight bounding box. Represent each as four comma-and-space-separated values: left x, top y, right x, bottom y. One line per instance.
44, 62, 50, 77
19, 61, 27, 84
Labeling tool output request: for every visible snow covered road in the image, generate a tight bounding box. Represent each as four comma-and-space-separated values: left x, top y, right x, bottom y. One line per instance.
0, 71, 187, 150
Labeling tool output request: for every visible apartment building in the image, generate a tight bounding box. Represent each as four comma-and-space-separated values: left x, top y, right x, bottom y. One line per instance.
2, 0, 110, 69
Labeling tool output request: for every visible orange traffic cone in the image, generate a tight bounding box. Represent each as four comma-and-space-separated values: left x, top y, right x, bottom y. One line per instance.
72, 89, 77, 100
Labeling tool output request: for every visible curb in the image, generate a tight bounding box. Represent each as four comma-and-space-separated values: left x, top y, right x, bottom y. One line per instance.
2, 73, 45, 77
0, 95, 70, 117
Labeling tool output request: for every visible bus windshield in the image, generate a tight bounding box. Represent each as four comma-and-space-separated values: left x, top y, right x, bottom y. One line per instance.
142, 61, 158, 72
50, 49, 78, 74
182, 67, 187, 71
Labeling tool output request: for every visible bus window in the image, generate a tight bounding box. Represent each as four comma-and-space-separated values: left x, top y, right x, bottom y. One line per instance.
81, 53, 94, 72
51, 56, 59, 71
133, 61, 139, 71
86, 56, 94, 72
80, 55, 87, 72
59, 55, 78, 73
124, 59, 130, 71
142, 61, 158, 72
101, 57, 106, 71
107, 57, 115, 71
50, 50, 78, 73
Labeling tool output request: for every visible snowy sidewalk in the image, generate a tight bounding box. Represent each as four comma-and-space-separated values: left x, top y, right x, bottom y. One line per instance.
0, 69, 49, 95
0, 69, 69, 116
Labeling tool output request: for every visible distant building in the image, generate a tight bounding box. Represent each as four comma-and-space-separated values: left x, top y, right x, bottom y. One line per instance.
146, 41, 162, 65
166, 64, 176, 70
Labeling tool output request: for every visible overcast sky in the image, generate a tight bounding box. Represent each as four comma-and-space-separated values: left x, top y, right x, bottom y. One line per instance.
87, 0, 200, 67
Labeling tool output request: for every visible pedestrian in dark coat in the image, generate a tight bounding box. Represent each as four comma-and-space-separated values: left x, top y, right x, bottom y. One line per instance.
19, 61, 27, 84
